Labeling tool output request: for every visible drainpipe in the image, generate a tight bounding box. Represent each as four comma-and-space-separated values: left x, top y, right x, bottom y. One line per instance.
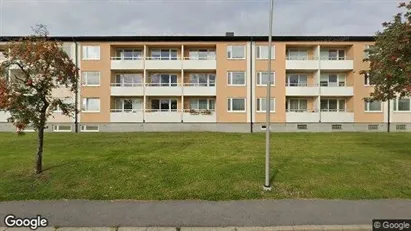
74, 41, 79, 133
387, 99, 391, 133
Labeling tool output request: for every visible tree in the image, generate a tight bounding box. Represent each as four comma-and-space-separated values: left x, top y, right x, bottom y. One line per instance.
0, 25, 78, 174
363, 1, 411, 101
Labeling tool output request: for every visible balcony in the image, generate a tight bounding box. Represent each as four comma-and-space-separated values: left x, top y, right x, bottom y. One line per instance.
145, 83, 182, 96
286, 84, 319, 96
110, 83, 144, 96
110, 109, 144, 122
182, 57, 216, 70
286, 57, 318, 70
144, 109, 182, 122
286, 110, 320, 122
320, 58, 353, 70
320, 85, 353, 96
183, 83, 216, 96
145, 57, 182, 70
182, 109, 216, 122
110, 57, 144, 70
320, 110, 354, 122
0, 111, 10, 122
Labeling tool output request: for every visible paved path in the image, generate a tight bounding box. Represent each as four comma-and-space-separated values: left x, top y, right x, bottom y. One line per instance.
0, 200, 410, 227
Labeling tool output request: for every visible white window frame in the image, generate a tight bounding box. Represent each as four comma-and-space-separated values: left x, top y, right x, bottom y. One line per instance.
113, 73, 143, 87
149, 73, 178, 87
321, 99, 346, 112
82, 45, 100, 60
54, 98, 74, 113
257, 98, 275, 112
364, 73, 375, 86
364, 100, 382, 112
188, 49, 216, 60
188, 73, 216, 87
320, 74, 346, 87
256, 45, 276, 60
82, 72, 100, 86
112, 98, 143, 112
286, 99, 308, 112
114, 49, 143, 60
53, 125, 72, 133
82, 98, 100, 113
80, 125, 100, 132
393, 98, 411, 112
150, 49, 178, 60
256, 72, 275, 86
150, 98, 178, 112
227, 98, 246, 112
286, 74, 308, 87
227, 71, 246, 86
227, 45, 245, 59
326, 49, 346, 60
189, 98, 215, 111
286, 48, 308, 60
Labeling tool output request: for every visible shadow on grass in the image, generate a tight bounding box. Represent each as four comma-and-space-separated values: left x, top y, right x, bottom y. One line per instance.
43, 162, 72, 172
270, 156, 292, 185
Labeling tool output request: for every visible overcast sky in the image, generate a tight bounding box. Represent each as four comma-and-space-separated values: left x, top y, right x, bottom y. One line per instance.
0, 0, 404, 36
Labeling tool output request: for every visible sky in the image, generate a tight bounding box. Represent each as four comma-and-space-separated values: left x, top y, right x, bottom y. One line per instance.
0, 0, 405, 36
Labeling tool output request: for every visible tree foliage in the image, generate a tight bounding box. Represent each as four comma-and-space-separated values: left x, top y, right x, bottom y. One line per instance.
0, 25, 78, 173
363, 1, 411, 101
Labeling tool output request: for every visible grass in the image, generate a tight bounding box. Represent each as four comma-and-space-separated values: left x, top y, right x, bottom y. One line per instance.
0, 132, 410, 201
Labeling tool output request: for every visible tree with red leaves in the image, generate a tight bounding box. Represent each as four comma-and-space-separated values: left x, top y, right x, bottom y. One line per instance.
363, 1, 411, 101
0, 25, 78, 174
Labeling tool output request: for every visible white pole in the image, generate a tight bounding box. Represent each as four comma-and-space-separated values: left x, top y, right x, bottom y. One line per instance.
264, 0, 274, 191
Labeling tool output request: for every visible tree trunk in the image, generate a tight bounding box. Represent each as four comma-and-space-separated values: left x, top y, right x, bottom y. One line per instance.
35, 126, 44, 174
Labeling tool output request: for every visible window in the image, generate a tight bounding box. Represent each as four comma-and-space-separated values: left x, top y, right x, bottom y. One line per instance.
113, 98, 142, 112
151, 49, 178, 60
227, 45, 245, 59
114, 49, 142, 60
227, 72, 246, 86
190, 99, 215, 110
227, 98, 246, 112
62, 44, 72, 58
331, 124, 342, 130
54, 98, 74, 113
113, 74, 142, 87
325, 49, 345, 60
256, 45, 275, 59
286, 99, 308, 112
368, 125, 379, 130
364, 73, 375, 86
82, 98, 100, 112
321, 99, 346, 112
320, 74, 346, 87
393, 98, 411, 111
82, 72, 100, 86
189, 74, 216, 87
82, 45, 100, 60
286, 48, 308, 60
80, 125, 99, 132
297, 124, 307, 130
189, 49, 216, 60
364, 45, 374, 59
286, 74, 308, 86
256, 72, 275, 86
53, 125, 72, 132
364, 100, 382, 112
151, 99, 178, 112
396, 124, 406, 130
257, 98, 275, 112
150, 74, 178, 87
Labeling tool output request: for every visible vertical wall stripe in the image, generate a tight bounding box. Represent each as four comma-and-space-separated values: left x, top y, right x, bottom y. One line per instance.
246, 42, 251, 123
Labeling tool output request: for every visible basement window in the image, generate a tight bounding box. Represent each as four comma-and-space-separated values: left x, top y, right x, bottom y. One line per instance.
53, 125, 72, 132
297, 124, 307, 130
80, 125, 99, 132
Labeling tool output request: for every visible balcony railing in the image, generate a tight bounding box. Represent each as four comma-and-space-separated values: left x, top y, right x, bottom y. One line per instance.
110, 109, 143, 113
286, 83, 316, 87
145, 83, 180, 87
320, 109, 351, 112
286, 56, 315, 60
110, 83, 143, 87
110, 57, 143, 60
145, 109, 181, 112
183, 57, 216, 60
184, 83, 215, 87
286, 109, 317, 113
183, 109, 215, 114
145, 57, 181, 60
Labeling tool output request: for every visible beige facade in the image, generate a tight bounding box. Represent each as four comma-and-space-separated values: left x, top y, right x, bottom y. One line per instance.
1, 36, 411, 132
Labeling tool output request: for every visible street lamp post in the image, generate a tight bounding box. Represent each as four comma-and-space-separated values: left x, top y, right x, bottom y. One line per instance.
264, 0, 274, 191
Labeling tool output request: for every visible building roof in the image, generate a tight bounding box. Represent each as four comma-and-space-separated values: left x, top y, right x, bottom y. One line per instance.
0, 35, 375, 42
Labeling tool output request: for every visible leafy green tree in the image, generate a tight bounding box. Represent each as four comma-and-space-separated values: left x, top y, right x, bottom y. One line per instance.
363, 1, 411, 101
0, 25, 78, 174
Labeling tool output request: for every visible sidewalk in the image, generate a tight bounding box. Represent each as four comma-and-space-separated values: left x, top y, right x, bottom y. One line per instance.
0, 200, 410, 227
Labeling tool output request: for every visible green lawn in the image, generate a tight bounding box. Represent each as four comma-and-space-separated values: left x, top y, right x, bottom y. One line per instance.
0, 132, 410, 201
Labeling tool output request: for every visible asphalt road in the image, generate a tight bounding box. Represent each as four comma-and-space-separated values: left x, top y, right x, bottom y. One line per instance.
0, 200, 410, 227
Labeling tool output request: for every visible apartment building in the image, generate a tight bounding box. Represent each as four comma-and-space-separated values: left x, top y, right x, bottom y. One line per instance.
0, 34, 411, 133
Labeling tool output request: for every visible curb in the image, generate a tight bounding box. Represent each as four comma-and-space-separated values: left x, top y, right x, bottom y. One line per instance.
1, 225, 373, 231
